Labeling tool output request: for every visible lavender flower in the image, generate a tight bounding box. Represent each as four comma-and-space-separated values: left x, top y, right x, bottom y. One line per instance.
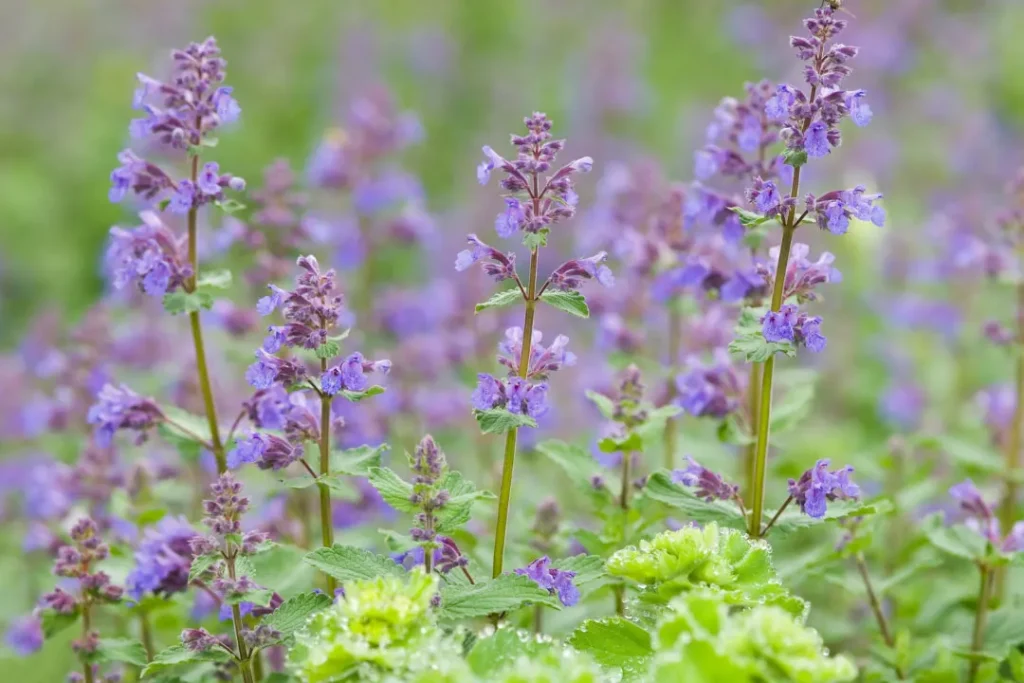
544, 252, 615, 291
675, 355, 743, 419
673, 457, 740, 503
4, 615, 43, 656
125, 516, 196, 599
86, 383, 163, 447
788, 459, 860, 519
515, 556, 579, 607
106, 211, 190, 296
227, 432, 303, 471
453, 234, 518, 282
761, 304, 827, 352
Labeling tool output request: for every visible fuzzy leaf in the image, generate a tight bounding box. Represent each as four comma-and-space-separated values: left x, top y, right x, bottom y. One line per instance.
475, 288, 522, 313
197, 269, 232, 289
729, 330, 796, 363
768, 498, 894, 535
771, 379, 816, 434
141, 645, 232, 678
261, 592, 333, 639
643, 471, 745, 526
467, 627, 555, 676
567, 617, 654, 680
302, 544, 404, 583
93, 638, 149, 667
222, 588, 273, 607
39, 608, 79, 638
340, 385, 385, 402
523, 229, 549, 249
783, 148, 809, 168
215, 198, 247, 214
331, 443, 389, 476
435, 471, 495, 533
535, 440, 601, 490
539, 290, 590, 318
367, 467, 417, 512
162, 290, 213, 315
552, 554, 606, 587
188, 553, 221, 582
923, 515, 987, 561
315, 341, 340, 359
731, 207, 771, 229
585, 390, 616, 419
438, 573, 561, 621
474, 408, 537, 434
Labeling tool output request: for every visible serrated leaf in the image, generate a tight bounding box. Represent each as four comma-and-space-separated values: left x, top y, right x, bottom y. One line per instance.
923, 515, 987, 561
249, 543, 314, 596
159, 405, 214, 445
303, 545, 404, 583
367, 467, 417, 511
728, 330, 796, 363
261, 592, 333, 639
315, 341, 340, 359
340, 385, 385, 402
93, 638, 148, 667
331, 443, 389, 476
162, 290, 214, 315
188, 553, 221, 583
39, 608, 79, 638
731, 207, 771, 229
141, 645, 232, 678
771, 379, 815, 434
585, 390, 616, 419
223, 588, 273, 607
643, 471, 745, 526
783, 147, 808, 168
536, 440, 600, 489
474, 408, 537, 434
435, 471, 494, 533
769, 498, 894, 535
567, 617, 653, 680
523, 229, 549, 249
539, 290, 589, 318
475, 288, 522, 313
197, 269, 232, 289
915, 434, 1001, 474
467, 627, 555, 676
215, 198, 246, 214
552, 554, 606, 587
438, 573, 561, 621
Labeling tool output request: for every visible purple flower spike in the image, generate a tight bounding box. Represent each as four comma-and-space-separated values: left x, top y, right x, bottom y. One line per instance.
126, 516, 196, 600
673, 457, 739, 503
845, 89, 872, 127
788, 459, 860, 519
803, 121, 831, 158
5, 615, 43, 656
496, 197, 526, 238
454, 234, 517, 282
515, 556, 579, 607
87, 383, 163, 447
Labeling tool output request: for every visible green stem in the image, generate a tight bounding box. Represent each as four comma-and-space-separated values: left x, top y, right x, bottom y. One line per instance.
82, 602, 95, 683
664, 306, 681, 469
533, 605, 543, 634
744, 362, 761, 506
855, 553, 904, 679
252, 650, 264, 682
492, 247, 539, 579
318, 358, 337, 595
228, 557, 255, 683
186, 152, 226, 474
997, 281, 1024, 600
615, 450, 633, 616
968, 564, 992, 683
139, 610, 155, 662
748, 223, 797, 538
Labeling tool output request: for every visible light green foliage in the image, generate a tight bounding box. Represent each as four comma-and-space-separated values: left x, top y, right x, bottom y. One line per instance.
491, 647, 613, 683
651, 592, 857, 683
606, 523, 806, 617
288, 569, 462, 682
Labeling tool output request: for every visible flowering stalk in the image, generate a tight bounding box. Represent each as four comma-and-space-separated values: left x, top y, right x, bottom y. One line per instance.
996, 275, 1024, 599
318, 357, 336, 595
663, 308, 681, 469
744, 363, 761, 505
854, 553, 904, 680
968, 562, 992, 683
615, 450, 632, 616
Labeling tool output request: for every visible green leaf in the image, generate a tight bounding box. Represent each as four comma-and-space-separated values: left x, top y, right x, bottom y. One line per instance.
743, 222, 773, 250
367, 467, 417, 512
598, 430, 642, 453
197, 269, 232, 289
731, 207, 771, 229
215, 198, 247, 214
783, 147, 808, 168
475, 288, 522, 313
340, 385, 385, 402
162, 290, 214, 315
435, 471, 495, 533
552, 554, 606, 587
39, 608, 79, 638
643, 471, 745, 527
535, 440, 600, 489
331, 443, 389, 476
523, 229, 549, 249
914, 434, 1001, 474
438, 573, 561, 621
136, 507, 167, 527
729, 330, 796, 363
585, 390, 616, 420
769, 498, 894, 535
302, 545, 404, 583
923, 515, 987, 561
984, 608, 1024, 659
474, 408, 537, 434
467, 627, 555, 676
771, 378, 816, 434
261, 592, 333, 639
567, 617, 654, 680
633, 405, 684, 446
249, 543, 314, 595
222, 588, 274, 607
188, 553, 221, 582
315, 341, 340, 359
539, 290, 590, 318
141, 645, 232, 678
93, 638, 148, 667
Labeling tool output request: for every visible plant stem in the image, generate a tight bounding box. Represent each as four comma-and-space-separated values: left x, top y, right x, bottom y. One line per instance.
81, 602, 95, 683
614, 450, 633, 616
760, 495, 792, 537
424, 511, 435, 575
744, 362, 761, 506
139, 610, 155, 662
252, 650, 264, 682
186, 152, 226, 474
854, 553, 904, 679
533, 605, 543, 634
228, 556, 255, 683
748, 222, 797, 538
664, 306, 681, 469
318, 359, 337, 595
968, 564, 992, 683
997, 281, 1024, 600
492, 247, 539, 579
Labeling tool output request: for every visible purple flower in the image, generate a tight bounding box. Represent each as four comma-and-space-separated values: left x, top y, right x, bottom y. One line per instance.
168, 180, 196, 214
87, 383, 163, 447
262, 326, 287, 353
676, 358, 741, 419
472, 373, 504, 410
804, 121, 831, 158
198, 162, 223, 196
845, 89, 872, 127
546, 252, 615, 291
246, 350, 281, 390
747, 177, 781, 214
694, 147, 722, 180
454, 234, 517, 282
4, 615, 42, 656
515, 556, 579, 607
765, 85, 796, 120
257, 285, 288, 316
212, 86, 241, 124
737, 114, 761, 152
672, 457, 739, 503
788, 459, 860, 519
496, 198, 525, 238
762, 305, 798, 343
321, 352, 371, 396
477, 145, 506, 185
125, 516, 196, 600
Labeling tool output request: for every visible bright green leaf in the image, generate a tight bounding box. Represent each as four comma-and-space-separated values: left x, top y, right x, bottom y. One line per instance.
141, 645, 232, 678
467, 627, 555, 676
261, 592, 333, 640
215, 198, 247, 214
475, 288, 522, 313
923, 515, 987, 561
331, 443, 389, 476
438, 573, 561, 621
315, 341, 340, 359
523, 229, 549, 249
93, 638, 148, 667
585, 390, 616, 419
643, 471, 745, 527
536, 440, 601, 490
474, 408, 537, 434
340, 385, 385, 402
162, 290, 213, 315
197, 269, 232, 289
367, 467, 417, 512
302, 545, 404, 583
39, 608, 79, 638
567, 617, 654, 680
188, 553, 221, 583
539, 290, 589, 318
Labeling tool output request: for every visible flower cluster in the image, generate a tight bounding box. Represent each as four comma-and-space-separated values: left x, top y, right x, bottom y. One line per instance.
106, 211, 191, 297
675, 352, 744, 419
227, 431, 303, 471
42, 518, 124, 616
477, 112, 592, 240
787, 459, 860, 519
125, 515, 197, 600
761, 303, 826, 352
86, 383, 163, 447
949, 479, 1024, 553
673, 457, 740, 504
757, 242, 841, 303
514, 556, 580, 607
473, 328, 576, 420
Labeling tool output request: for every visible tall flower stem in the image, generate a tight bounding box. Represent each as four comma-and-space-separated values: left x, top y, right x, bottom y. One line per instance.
663, 307, 681, 469
186, 153, 226, 474
744, 363, 762, 506
614, 451, 633, 615
318, 358, 337, 595
968, 564, 993, 683
228, 556, 255, 683
492, 247, 539, 578
996, 280, 1024, 600
748, 221, 796, 537
855, 553, 904, 680
81, 602, 95, 683
139, 610, 155, 662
